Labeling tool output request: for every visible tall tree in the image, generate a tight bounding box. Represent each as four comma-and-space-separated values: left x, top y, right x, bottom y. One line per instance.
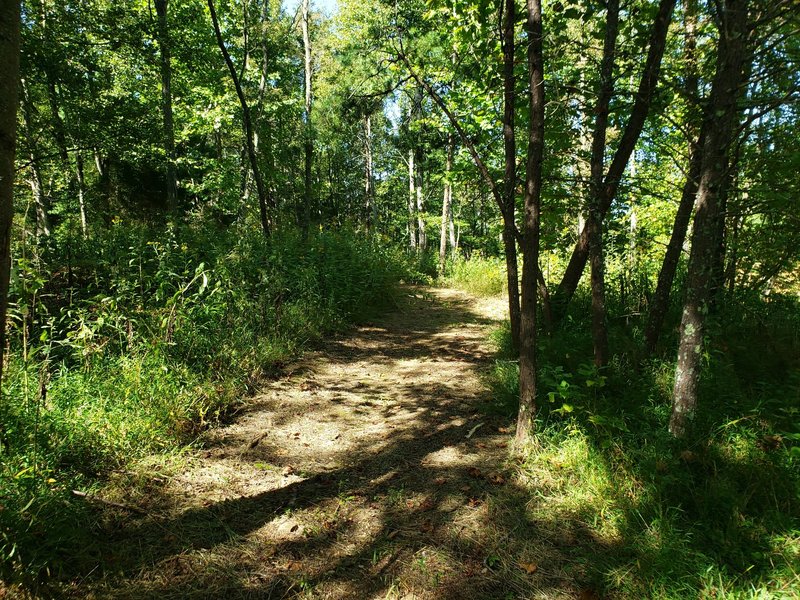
154, 0, 178, 212
669, 0, 751, 437
516, 0, 544, 446
552, 0, 676, 320
301, 0, 314, 236
586, 0, 620, 367
0, 0, 21, 387
208, 0, 272, 237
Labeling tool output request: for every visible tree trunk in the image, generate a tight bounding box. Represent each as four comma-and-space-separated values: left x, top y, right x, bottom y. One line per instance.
20, 80, 51, 238
0, 0, 21, 388
669, 0, 750, 438
415, 148, 426, 251
154, 0, 178, 212
364, 114, 374, 231
500, 0, 521, 352
644, 135, 703, 353
208, 0, 272, 237
644, 0, 700, 354
439, 132, 453, 273
301, 0, 313, 237
516, 0, 545, 447
586, 0, 619, 367
553, 0, 676, 320
408, 148, 417, 250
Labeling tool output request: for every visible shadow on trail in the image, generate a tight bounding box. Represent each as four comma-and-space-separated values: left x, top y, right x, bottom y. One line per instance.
57, 289, 598, 599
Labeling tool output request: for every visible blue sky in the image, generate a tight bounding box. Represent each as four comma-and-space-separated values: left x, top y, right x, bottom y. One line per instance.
282, 0, 338, 17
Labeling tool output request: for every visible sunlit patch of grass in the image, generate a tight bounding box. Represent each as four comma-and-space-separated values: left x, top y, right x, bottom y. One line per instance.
442, 256, 506, 297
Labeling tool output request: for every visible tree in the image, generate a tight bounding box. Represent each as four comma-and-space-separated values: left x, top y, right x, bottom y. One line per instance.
208, 0, 272, 237
552, 0, 675, 321
0, 0, 21, 386
515, 0, 544, 446
669, 0, 751, 437
155, 0, 178, 212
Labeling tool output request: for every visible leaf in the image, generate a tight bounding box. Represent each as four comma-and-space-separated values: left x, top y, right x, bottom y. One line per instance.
519, 561, 538, 574
387, 529, 399, 539
434, 476, 447, 485
467, 467, 483, 478
497, 426, 512, 434
488, 473, 506, 485
419, 520, 434, 533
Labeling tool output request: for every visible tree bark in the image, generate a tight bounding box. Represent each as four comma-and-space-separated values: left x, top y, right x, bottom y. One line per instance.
0, 0, 21, 388
19, 80, 51, 238
301, 0, 313, 237
644, 0, 701, 354
154, 0, 178, 212
586, 0, 619, 367
439, 132, 453, 273
516, 0, 545, 447
408, 148, 417, 250
669, 0, 750, 438
500, 0, 521, 351
364, 114, 374, 231
415, 148, 427, 250
208, 0, 272, 237
553, 0, 676, 320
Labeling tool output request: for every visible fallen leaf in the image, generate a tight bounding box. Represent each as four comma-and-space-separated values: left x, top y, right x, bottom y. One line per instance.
519, 561, 538, 574
496, 441, 508, 449
387, 529, 399, 539
282, 465, 296, 477
286, 560, 303, 571
467, 497, 482, 508
419, 520, 434, 533
459, 485, 471, 492
290, 524, 299, 533
498, 426, 512, 434
434, 476, 447, 485
418, 497, 436, 511
476, 442, 488, 449
488, 473, 506, 485
467, 467, 483, 478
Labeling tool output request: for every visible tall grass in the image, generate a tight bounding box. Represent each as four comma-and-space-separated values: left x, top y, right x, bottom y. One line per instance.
0, 225, 418, 586
465, 257, 800, 598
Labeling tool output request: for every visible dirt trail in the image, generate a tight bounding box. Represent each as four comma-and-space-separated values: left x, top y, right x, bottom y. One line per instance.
74, 288, 577, 599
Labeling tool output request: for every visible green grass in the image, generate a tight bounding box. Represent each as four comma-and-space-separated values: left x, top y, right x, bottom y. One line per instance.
475, 272, 800, 598
0, 225, 419, 588
441, 255, 507, 297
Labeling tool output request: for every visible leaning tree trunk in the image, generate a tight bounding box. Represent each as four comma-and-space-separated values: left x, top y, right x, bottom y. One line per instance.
669, 0, 750, 438
208, 0, 272, 237
644, 0, 701, 354
552, 0, 675, 321
0, 0, 21, 388
155, 0, 178, 212
516, 0, 545, 447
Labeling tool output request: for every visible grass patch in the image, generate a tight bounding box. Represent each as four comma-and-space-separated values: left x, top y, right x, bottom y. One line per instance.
441, 256, 506, 297
478, 285, 800, 599
0, 225, 418, 589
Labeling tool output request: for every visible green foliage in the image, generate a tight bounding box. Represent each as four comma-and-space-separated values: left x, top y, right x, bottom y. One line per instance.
442, 255, 506, 297
0, 224, 416, 585
477, 280, 800, 599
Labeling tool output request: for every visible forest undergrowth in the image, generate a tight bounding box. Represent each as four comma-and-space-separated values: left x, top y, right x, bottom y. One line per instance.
449, 257, 800, 599
0, 224, 422, 588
